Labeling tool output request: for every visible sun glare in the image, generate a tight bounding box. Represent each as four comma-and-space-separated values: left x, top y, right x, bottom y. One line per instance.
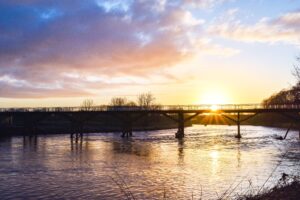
199, 89, 230, 105
209, 150, 219, 160
210, 105, 219, 111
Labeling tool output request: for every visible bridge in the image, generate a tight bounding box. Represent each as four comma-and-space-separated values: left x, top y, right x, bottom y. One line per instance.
1, 104, 300, 139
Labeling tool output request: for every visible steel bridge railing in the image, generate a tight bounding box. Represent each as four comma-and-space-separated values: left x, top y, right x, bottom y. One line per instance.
1, 104, 300, 112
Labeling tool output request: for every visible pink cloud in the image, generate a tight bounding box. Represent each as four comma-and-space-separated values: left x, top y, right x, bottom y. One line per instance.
209, 10, 300, 45
0, 0, 236, 98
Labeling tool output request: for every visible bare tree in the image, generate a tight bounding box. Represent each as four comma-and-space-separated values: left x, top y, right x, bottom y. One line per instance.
137, 92, 155, 108
264, 55, 300, 105
292, 56, 300, 85
291, 56, 300, 103
126, 101, 137, 106
81, 99, 95, 111
110, 97, 128, 106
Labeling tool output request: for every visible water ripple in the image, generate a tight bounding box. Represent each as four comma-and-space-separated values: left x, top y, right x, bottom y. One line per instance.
0, 125, 299, 199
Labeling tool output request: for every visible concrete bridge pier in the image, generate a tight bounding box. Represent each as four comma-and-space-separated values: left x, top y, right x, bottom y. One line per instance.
119, 114, 138, 138
175, 112, 185, 139
70, 123, 83, 142
24, 123, 38, 137
236, 112, 241, 139
121, 124, 132, 137
223, 112, 245, 139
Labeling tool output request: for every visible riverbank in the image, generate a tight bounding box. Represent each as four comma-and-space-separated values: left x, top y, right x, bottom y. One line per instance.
238, 177, 300, 200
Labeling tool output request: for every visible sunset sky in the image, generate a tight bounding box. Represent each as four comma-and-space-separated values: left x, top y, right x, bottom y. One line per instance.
1, 0, 300, 107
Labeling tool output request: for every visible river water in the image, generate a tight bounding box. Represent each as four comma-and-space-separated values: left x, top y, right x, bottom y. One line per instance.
0, 125, 299, 200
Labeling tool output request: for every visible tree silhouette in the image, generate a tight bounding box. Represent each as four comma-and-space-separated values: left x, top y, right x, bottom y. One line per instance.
292, 56, 300, 83
110, 97, 128, 106
263, 56, 300, 105
126, 101, 137, 106
137, 92, 155, 108
81, 99, 95, 111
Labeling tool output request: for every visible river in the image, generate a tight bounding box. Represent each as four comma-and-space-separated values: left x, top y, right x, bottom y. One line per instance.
0, 125, 299, 199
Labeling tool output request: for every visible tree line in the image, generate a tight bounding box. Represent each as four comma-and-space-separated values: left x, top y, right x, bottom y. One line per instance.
263, 56, 300, 105
80, 92, 158, 110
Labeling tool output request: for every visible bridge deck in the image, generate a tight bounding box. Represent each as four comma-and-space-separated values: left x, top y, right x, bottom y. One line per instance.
1, 104, 300, 113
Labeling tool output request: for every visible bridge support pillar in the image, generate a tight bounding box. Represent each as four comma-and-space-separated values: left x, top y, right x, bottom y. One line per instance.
235, 112, 241, 139
121, 126, 132, 137
70, 123, 83, 142
121, 118, 132, 138
176, 112, 184, 139
24, 124, 38, 137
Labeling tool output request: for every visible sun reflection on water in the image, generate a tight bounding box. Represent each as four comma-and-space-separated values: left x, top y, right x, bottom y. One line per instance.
209, 149, 220, 178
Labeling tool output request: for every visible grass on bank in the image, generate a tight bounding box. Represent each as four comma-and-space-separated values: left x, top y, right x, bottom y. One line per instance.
236, 175, 300, 200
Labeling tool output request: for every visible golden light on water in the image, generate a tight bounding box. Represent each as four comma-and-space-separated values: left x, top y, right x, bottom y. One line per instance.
209, 150, 219, 160
209, 150, 220, 176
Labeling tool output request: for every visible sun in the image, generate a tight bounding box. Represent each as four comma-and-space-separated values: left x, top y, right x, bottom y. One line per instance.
210, 105, 219, 111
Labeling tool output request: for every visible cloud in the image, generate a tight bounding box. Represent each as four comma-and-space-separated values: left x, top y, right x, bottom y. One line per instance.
209, 10, 300, 45
183, 38, 240, 57
0, 0, 236, 98
0, 76, 91, 98
183, 0, 231, 9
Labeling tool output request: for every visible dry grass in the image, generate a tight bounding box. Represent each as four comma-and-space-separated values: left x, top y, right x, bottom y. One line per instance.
237, 175, 300, 200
